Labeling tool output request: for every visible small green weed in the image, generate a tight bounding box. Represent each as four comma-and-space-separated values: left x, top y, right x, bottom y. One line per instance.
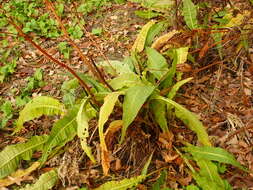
0, 100, 13, 128
58, 42, 71, 59
0, 60, 17, 83
92, 27, 103, 36
15, 68, 45, 107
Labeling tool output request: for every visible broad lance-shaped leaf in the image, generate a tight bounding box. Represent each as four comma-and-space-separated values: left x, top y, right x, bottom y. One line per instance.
109, 73, 142, 90
99, 92, 123, 150
77, 98, 96, 163
167, 77, 192, 99
40, 107, 78, 165
193, 159, 227, 190
99, 92, 123, 175
94, 175, 146, 190
120, 85, 155, 143
98, 60, 133, 77
182, 0, 198, 30
141, 153, 153, 175
15, 96, 65, 133
183, 145, 246, 171
132, 20, 156, 53
0, 135, 48, 179
151, 30, 180, 50
150, 100, 168, 132
79, 73, 110, 93
156, 96, 211, 146
211, 32, 223, 59
20, 169, 58, 190
0, 162, 40, 187
146, 20, 169, 46
146, 47, 168, 80
167, 78, 193, 115
193, 173, 224, 190
151, 170, 167, 190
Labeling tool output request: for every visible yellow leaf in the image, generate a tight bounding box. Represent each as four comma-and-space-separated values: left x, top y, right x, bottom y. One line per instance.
224, 10, 250, 28
151, 30, 180, 50
132, 20, 156, 52
98, 92, 123, 175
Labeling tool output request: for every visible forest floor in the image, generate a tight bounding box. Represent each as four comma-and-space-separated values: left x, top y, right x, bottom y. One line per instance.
0, 0, 253, 189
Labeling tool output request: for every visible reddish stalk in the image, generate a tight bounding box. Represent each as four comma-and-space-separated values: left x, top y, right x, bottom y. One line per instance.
8, 19, 99, 106
44, 0, 114, 91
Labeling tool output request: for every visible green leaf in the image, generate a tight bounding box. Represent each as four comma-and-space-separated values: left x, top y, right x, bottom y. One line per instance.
186, 185, 200, 190
92, 27, 103, 36
68, 25, 83, 39
192, 173, 220, 190
183, 146, 246, 171
182, 0, 198, 30
146, 47, 168, 80
56, 3, 64, 16
109, 73, 142, 90
166, 77, 192, 117
99, 92, 123, 150
20, 169, 58, 190
120, 85, 155, 143
61, 78, 79, 92
150, 99, 168, 132
99, 60, 134, 77
0, 60, 17, 83
15, 96, 65, 133
77, 98, 96, 163
79, 73, 109, 93
132, 20, 156, 52
151, 170, 167, 190
141, 153, 153, 175
211, 32, 223, 59
34, 68, 43, 81
167, 77, 192, 99
58, 42, 71, 59
146, 21, 169, 46
0, 135, 48, 179
162, 47, 189, 87
94, 175, 146, 190
0, 100, 13, 128
157, 96, 211, 146
135, 10, 160, 19
40, 107, 78, 165
140, 0, 174, 12
194, 159, 226, 190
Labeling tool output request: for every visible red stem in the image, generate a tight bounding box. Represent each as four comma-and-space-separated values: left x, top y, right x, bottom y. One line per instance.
8, 19, 99, 106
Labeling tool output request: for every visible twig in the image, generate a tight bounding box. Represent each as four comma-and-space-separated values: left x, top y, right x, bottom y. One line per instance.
90, 58, 114, 91
225, 125, 253, 143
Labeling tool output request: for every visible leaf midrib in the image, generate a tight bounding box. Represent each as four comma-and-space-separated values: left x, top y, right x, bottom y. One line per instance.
184, 0, 196, 29
0, 138, 47, 171
42, 116, 76, 161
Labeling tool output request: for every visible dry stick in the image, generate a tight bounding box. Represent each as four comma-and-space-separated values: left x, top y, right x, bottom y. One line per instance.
225, 125, 253, 143
8, 19, 99, 106
44, 0, 114, 91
